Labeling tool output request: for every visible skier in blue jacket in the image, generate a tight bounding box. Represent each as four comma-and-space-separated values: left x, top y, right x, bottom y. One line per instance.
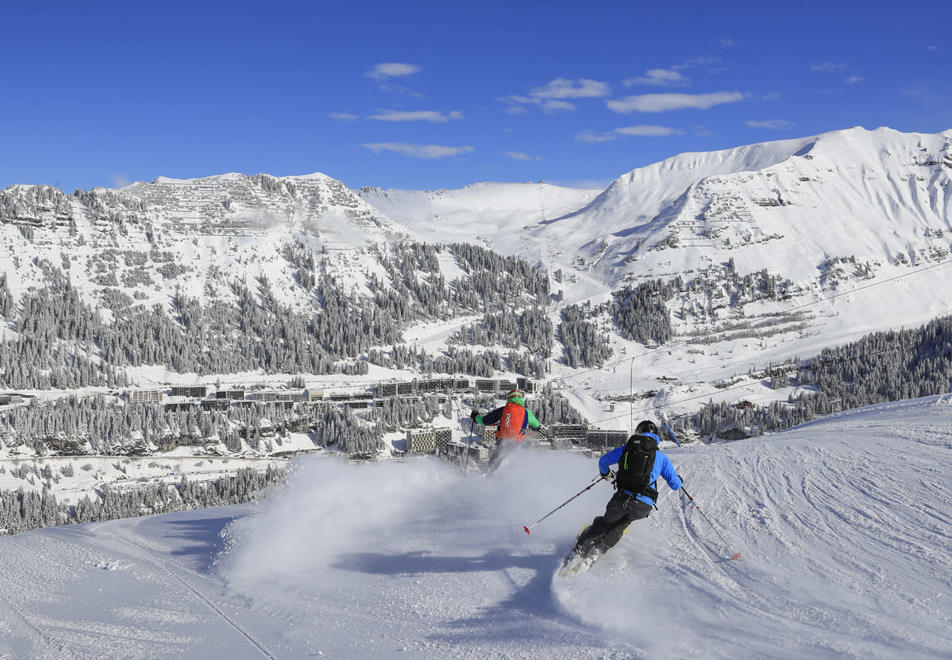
569, 420, 682, 561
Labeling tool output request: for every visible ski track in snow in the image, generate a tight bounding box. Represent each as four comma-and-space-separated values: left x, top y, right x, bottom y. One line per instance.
0, 397, 951, 659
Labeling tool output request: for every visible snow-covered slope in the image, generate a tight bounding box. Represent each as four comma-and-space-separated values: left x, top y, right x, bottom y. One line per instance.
360, 127, 952, 381
433, 128, 951, 285
2, 396, 949, 658
359, 181, 601, 258
0, 170, 412, 311
2, 127, 950, 377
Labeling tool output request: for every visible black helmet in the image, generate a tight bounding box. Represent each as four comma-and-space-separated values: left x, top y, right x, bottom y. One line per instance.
635, 420, 658, 435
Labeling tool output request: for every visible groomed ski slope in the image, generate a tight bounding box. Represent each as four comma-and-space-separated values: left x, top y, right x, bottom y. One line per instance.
1, 396, 950, 659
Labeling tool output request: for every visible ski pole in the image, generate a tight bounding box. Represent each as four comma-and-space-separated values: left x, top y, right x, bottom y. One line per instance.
680, 485, 741, 561
463, 416, 474, 472
661, 419, 682, 447
523, 475, 602, 534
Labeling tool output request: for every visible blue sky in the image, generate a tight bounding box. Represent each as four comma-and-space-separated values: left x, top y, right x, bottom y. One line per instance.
2, 0, 948, 193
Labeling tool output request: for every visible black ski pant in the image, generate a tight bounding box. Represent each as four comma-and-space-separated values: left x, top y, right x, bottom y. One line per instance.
574, 490, 653, 555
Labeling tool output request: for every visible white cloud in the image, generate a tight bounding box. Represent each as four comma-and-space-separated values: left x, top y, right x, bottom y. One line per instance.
615, 125, 685, 136
811, 62, 846, 73
745, 119, 794, 130
505, 152, 541, 162
529, 77, 611, 99
718, 38, 735, 47
607, 92, 746, 113
845, 76, 865, 84
575, 131, 617, 143
110, 173, 131, 188
500, 77, 609, 113
368, 110, 463, 122
673, 56, 724, 71
366, 63, 421, 80
575, 125, 684, 143
362, 143, 474, 159
541, 100, 576, 113
624, 69, 689, 87
329, 112, 358, 122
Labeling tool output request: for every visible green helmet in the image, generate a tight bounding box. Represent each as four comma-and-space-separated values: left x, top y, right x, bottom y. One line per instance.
506, 389, 525, 406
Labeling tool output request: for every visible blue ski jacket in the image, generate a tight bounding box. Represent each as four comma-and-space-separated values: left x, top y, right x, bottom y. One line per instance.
598, 433, 682, 506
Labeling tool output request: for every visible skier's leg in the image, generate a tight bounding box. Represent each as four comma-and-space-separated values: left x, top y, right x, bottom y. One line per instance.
487, 439, 506, 470
598, 499, 652, 551
573, 491, 631, 554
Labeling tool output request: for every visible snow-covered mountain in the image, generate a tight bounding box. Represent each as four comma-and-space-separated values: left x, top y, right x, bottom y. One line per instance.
2, 395, 949, 658
1, 126, 951, 433
364, 126, 952, 384
0, 170, 412, 313
366, 127, 952, 289
2, 126, 949, 368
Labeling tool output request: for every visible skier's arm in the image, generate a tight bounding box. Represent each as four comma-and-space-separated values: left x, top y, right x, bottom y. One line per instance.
598, 446, 625, 476
478, 407, 503, 426
526, 410, 541, 429
658, 453, 682, 490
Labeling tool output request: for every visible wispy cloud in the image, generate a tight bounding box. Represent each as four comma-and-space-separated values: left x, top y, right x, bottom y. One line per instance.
505, 152, 541, 162
329, 112, 358, 122
811, 62, 846, 73
500, 77, 609, 113
623, 68, 689, 87
615, 125, 685, 136
368, 110, 463, 122
541, 100, 576, 112
362, 143, 474, 159
745, 119, 795, 130
111, 173, 131, 188
366, 62, 421, 80
845, 76, 865, 84
607, 92, 746, 113
718, 38, 735, 47
575, 131, 618, 144
575, 125, 685, 143
673, 56, 724, 72
529, 78, 611, 99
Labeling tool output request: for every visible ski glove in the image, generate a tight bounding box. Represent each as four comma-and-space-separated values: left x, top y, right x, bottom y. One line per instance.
470, 409, 479, 422
600, 469, 615, 483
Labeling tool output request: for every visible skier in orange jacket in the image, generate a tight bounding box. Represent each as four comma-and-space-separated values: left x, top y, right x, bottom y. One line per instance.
471, 389, 541, 468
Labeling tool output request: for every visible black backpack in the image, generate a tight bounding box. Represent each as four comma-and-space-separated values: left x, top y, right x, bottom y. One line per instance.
615, 433, 659, 501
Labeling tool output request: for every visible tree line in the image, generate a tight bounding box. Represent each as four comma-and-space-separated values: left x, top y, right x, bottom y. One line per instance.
0, 465, 284, 535
693, 315, 952, 438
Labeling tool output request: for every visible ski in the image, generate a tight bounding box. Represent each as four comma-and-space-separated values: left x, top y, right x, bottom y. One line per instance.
556, 548, 602, 577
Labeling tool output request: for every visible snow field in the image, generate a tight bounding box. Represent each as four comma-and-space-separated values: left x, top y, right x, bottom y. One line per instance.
222, 397, 952, 659
0, 396, 950, 658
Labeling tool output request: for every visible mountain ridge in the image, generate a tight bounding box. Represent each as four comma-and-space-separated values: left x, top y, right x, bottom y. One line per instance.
1, 126, 950, 393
